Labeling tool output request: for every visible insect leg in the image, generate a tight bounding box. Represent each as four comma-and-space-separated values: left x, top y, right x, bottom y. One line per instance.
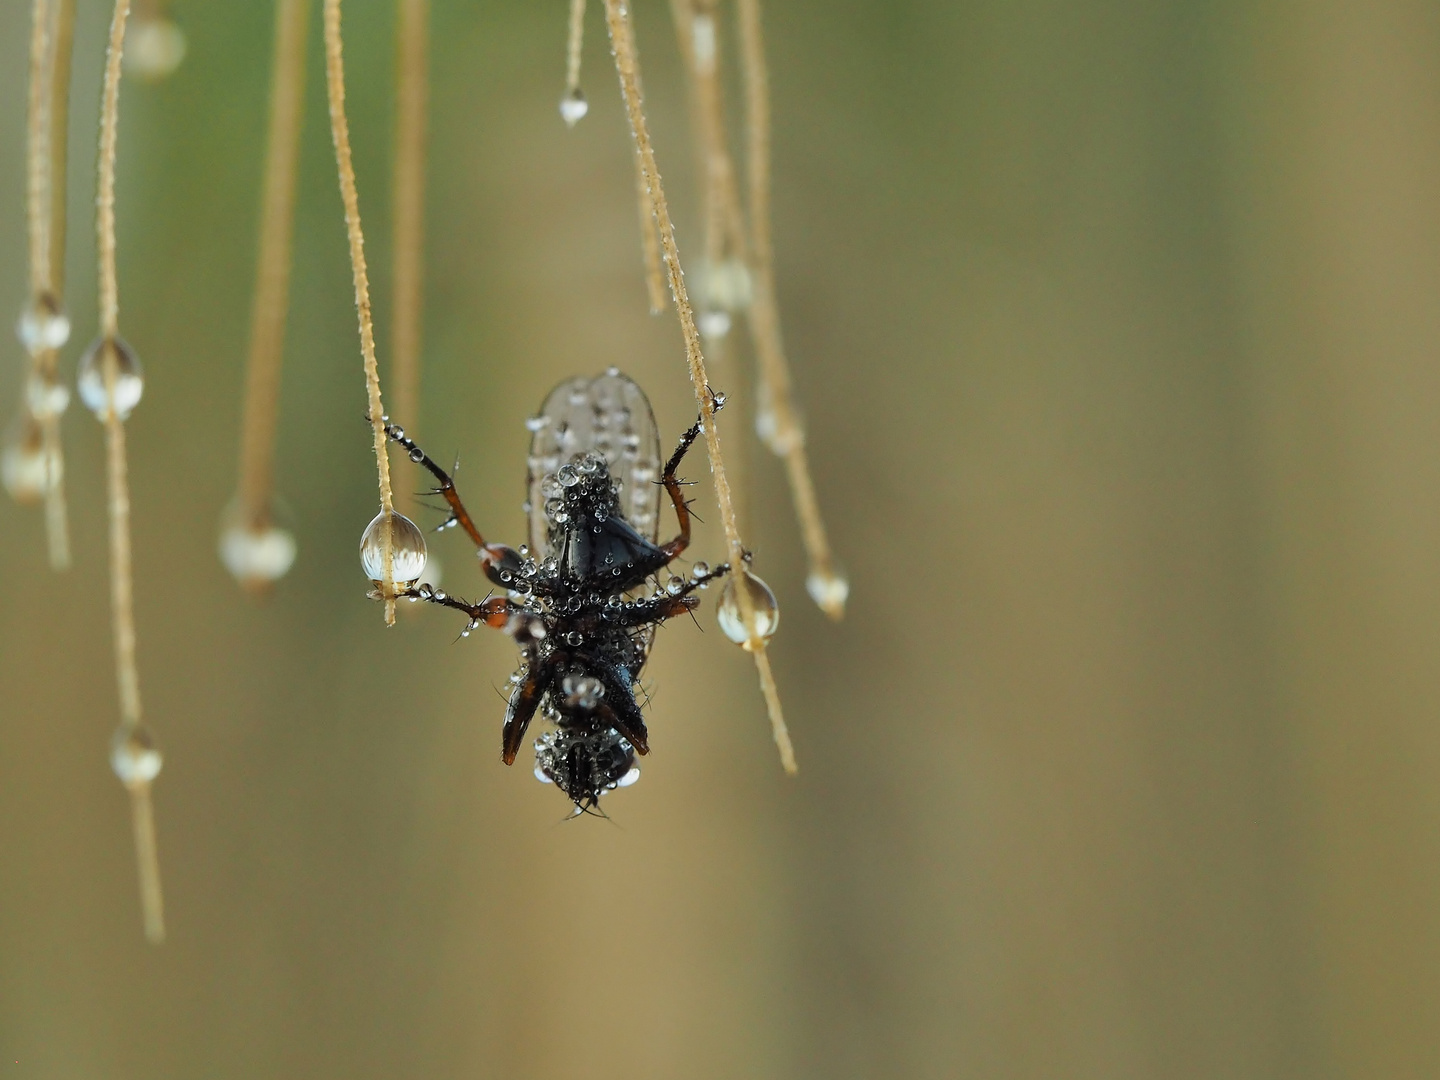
501, 660, 548, 765
590, 667, 651, 754
404, 584, 513, 630
620, 562, 731, 624
384, 423, 520, 584
657, 394, 723, 561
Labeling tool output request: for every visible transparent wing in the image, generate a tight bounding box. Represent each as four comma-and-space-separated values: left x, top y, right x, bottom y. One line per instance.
526, 370, 663, 561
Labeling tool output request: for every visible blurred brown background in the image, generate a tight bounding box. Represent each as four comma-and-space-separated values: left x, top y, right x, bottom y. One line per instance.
3, 1, 1440, 1077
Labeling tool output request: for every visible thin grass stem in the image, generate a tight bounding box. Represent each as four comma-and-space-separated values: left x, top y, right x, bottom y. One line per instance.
391, 0, 428, 445
22, 0, 74, 568
602, 0, 795, 773
565, 0, 586, 97
98, 0, 165, 942
735, 0, 844, 618
236, 0, 310, 542
324, 0, 399, 624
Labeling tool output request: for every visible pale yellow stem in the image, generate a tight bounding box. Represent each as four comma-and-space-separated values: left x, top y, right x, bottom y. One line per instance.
391, 0, 428, 442
24, 0, 74, 569
602, 0, 794, 773
127, 782, 165, 944
565, 0, 586, 94
27, 0, 52, 297
324, 0, 398, 624
96, 0, 129, 340
237, 0, 310, 534
98, 0, 165, 944
736, 0, 843, 618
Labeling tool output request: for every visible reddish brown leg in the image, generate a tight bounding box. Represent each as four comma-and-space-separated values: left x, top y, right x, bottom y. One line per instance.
502, 662, 547, 765
385, 423, 519, 581
658, 411, 710, 561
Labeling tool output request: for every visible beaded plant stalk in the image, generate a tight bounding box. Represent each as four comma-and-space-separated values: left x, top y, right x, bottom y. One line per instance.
76, 0, 167, 945
5, 0, 77, 570
223, 0, 310, 591
323, 0, 430, 623
601, 0, 795, 773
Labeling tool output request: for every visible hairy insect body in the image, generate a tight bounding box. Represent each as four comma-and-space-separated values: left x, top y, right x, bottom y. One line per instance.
384, 371, 727, 812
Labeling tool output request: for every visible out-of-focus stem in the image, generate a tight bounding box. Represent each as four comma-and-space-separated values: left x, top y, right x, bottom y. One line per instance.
98, 0, 165, 943
324, 0, 399, 624
391, 0, 428, 448
237, 0, 310, 534
736, 0, 843, 619
565, 0, 586, 95
602, 0, 795, 774
24, 0, 75, 569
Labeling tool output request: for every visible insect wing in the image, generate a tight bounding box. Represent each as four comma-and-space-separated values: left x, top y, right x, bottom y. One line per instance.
526, 372, 663, 559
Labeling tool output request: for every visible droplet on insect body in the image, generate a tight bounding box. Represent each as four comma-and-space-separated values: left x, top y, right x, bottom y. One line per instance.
16, 298, 70, 355
807, 569, 851, 618
123, 18, 187, 81
561, 674, 605, 709
2, 418, 60, 503
219, 519, 297, 589
111, 724, 163, 787
76, 336, 144, 421
691, 561, 710, 579
359, 510, 428, 587
616, 764, 641, 788
717, 568, 781, 650
559, 87, 589, 127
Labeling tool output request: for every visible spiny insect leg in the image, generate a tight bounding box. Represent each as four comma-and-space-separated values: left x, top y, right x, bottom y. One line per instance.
384, 423, 520, 583
658, 393, 723, 561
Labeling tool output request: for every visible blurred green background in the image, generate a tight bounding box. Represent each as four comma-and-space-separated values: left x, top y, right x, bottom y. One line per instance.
3, 1, 1440, 1077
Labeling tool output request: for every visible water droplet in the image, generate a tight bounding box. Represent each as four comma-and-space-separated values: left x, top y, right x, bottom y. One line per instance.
717, 568, 781, 650
518, 544, 530, 557
616, 764, 641, 788
219, 510, 297, 589
561, 674, 605, 709
807, 568, 850, 617
565, 631, 583, 647
557, 464, 580, 487
525, 415, 549, 432
540, 475, 563, 499
123, 18, 187, 81
359, 510, 428, 586
606, 366, 621, 377
559, 87, 589, 127
699, 311, 732, 339
77, 336, 144, 421
666, 575, 686, 595
23, 373, 69, 421
691, 13, 717, 70
701, 258, 753, 313
408, 446, 424, 463
1, 417, 60, 503
16, 296, 70, 355
111, 724, 163, 787
691, 561, 710, 579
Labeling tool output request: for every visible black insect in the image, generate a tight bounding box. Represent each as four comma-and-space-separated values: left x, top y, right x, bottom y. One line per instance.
382, 369, 730, 812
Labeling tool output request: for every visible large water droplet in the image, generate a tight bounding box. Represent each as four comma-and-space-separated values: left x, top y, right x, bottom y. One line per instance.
807, 568, 850, 618
124, 18, 187, 81
2, 417, 60, 503
359, 510, 428, 586
559, 87, 589, 127
616, 764, 641, 788
76, 336, 144, 421
717, 568, 780, 650
111, 724, 163, 787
